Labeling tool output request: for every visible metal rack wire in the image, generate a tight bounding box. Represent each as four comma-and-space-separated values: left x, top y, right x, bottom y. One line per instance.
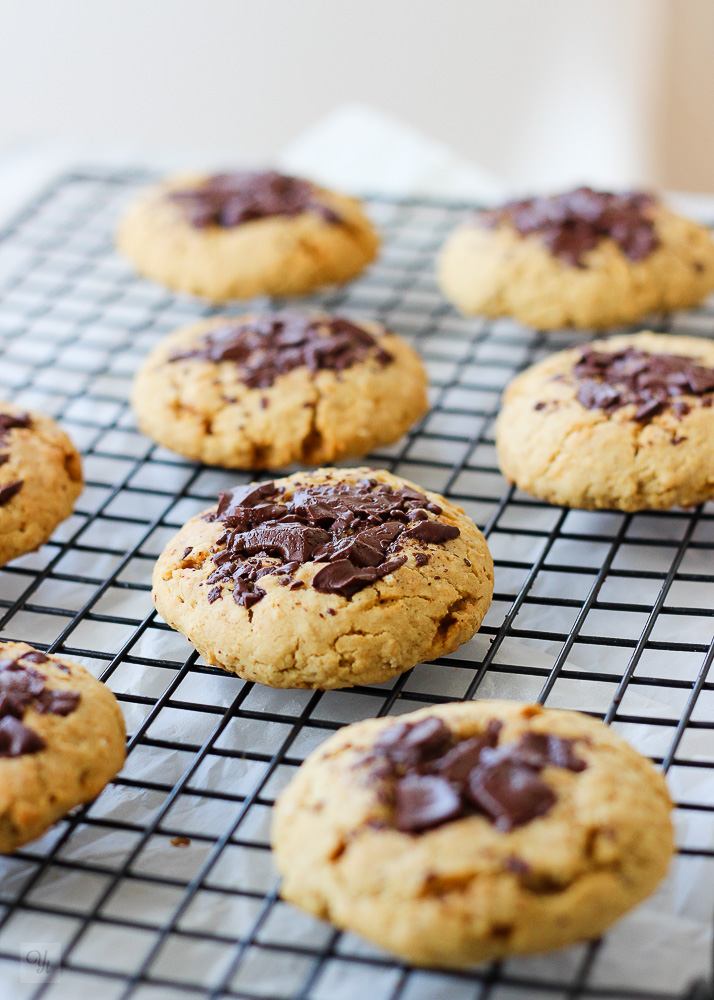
0, 170, 711, 999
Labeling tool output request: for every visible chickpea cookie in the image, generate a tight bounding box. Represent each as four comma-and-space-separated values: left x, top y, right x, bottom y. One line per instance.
438, 187, 714, 330
0, 404, 83, 566
132, 311, 428, 468
152, 467, 493, 689
272, 700, 674, 967
0, 641, 125, 853
116, 170, 380, 300
496, 331, 714, 511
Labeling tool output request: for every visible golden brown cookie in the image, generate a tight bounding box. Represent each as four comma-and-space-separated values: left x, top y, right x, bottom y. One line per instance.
0, 641, 125, 853
438, 187, 714, 330
496, 331, 714, 511
152, 467, 493, 689
131, 312, 428, 469
116, 170, 379, 300
272, 700, 674, 967
0, 405, 83, 566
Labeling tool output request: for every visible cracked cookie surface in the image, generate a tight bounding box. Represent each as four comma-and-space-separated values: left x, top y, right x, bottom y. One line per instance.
151, 467, 493, 689
116, 172, 379, 300
131, 313, 428, 468
272, 700, 673, 966
438, 192, 714, 330
0, 641, 125, 853
0, 403, 83, 566
496, 332, 714, 510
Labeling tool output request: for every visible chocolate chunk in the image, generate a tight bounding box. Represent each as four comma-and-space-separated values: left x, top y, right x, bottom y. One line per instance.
572, 347, 714, 424
405, 520, 460, 544
377, 717, 453, 769
395, 774, 462, 832
312, 559, 379, 598
515, 732, 586, 772
216, 481, 276, 518
0, 412, 31, 444
22, 651, 49, 664
35, 689, 81, 716
0, 480, 23, 506
0, 412, 30, 504
169, 313, 393, 391
423, 736, 488, 783
0, 661, 46, 717
181, 546, 193, 560
206, 477, 459, 606
169, 171, 341, 228
0, 651, 80, 757
367, 715, 586, 836
477, 187, 659, 267
0, 715, 45, 757
237, 523, 330, 563
467, 754, 557, 832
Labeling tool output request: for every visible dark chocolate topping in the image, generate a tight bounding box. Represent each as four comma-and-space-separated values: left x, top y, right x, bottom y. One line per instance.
0, 413, 30, 507
205, 476, 459, 606
369, 716, 586, 833
573, 347, 714, 422
477, 186, 659, 267
169, 313, 392, 390
0, 481, 23, 507
0, 651, 81, 757
0, 413, 30, 443
168, 171, 341, 228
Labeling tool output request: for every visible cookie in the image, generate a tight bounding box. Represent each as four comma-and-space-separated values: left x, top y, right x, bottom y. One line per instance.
0, 641, 125, 852
0, 405, 83, 566
132, 312, 428, 468
152, 467, 493, 689
496, 331, 714, 510
116, 170, 379, 300
272, 700, 674, 967
438, 187, 714, 329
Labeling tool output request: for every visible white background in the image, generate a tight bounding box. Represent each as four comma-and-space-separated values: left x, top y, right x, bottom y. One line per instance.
0, 0, 712, 193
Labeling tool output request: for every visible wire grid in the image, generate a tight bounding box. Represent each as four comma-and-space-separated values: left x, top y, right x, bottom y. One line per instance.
0, 171, 710, 1000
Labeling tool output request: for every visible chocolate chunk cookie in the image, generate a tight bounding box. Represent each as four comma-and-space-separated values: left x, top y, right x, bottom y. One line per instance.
152, 468, 493, 688
272, 700, 673, 966
0, 641, 125, 853
132, 312, 428, 468
116, 170, 379, 300
438, 187, 714, 329
496, 331, 714, 510
0, 403, 83, 565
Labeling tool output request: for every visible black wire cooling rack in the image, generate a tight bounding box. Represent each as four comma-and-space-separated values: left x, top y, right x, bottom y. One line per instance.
0, 171, 711, 1000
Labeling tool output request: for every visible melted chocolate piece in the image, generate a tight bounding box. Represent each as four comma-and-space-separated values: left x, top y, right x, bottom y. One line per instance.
405, 520, 460, 544
572, 347, 714, 423
0, 715, 45, 757
0, 413, 30, 505
0, 480, 23, 506
395, 774, 462, 831
477, 187, 659, 267
0, 413, 30, 444
205, 478, 460, 605
0, 653, 81, 757
466, 751, 557, 831
169, 313, 393, 390
22, 651, 49, 663
168, 171, 341, 228
367, 716, 586, 834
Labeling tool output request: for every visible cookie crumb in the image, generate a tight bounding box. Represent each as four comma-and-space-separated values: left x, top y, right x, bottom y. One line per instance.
170, 836, 191, 848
